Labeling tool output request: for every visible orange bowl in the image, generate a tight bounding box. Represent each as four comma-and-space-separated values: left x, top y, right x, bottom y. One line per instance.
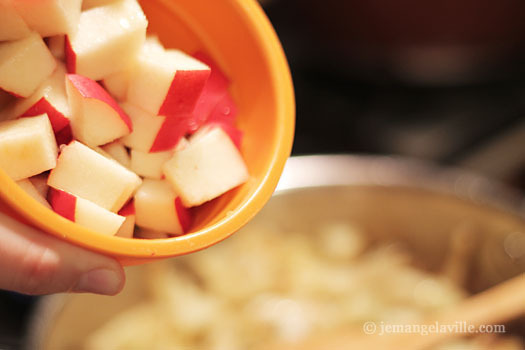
0, 0, 295, 265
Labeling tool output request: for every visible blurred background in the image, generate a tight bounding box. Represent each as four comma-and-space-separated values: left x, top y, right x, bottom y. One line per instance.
264, 0, 525, 186
2, 0, 525, 348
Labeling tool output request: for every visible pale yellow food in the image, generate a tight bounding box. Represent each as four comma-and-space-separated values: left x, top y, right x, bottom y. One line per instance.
83, 221, 523, 350
0, 114, 57, 181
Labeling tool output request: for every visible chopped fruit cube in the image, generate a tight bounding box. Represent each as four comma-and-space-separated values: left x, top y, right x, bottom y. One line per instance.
121, 98, 191, 152
92, 145, 114, 159
46, 35, 66, 60
134, 179, 191, 235
115, 200, 135, 238
0, 0, 31, 41
120, 102, 165, 152
0, 0, 250, 240
191, 91, 239, 134
48, 187, 75, 220
1, 64, 70, 137
0, 32, 57, 98
187, 53, 241, 146
66, 74, 132, 147
135, 228, 170, 239
16, 179, 52, 209
130, 149, 172, 180
54, 125, 73, 145
0, 90, 15, 114
192, 52, 230, 91
82, 0, 119, 10
0, 114, 58, 181
118, 199, 135, 216
101, 141, 131, 168
47, 141, 142, 212
206, 93, 238, 126
102, 70, 132, 102
13, 0, 82, 37
29, 173, 50, 199
65, 0, 147, 80
49, 188, 125, 236
115, 215, 135, 238
189, 51, 233, 132
127, 48, 210, 117
130, 138, 187, 179
208, 121, 244, 150
142, 35, 164, 51
101, 35, 165, 101
149, 116, 191, 153
163, 126, 248, 207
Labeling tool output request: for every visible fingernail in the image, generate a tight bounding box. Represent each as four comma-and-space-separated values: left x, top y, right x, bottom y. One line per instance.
73, 268, 122, 295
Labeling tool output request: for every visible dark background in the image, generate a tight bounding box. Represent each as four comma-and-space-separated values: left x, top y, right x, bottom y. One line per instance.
3, 1, 525, 348
267, 0, 525, 187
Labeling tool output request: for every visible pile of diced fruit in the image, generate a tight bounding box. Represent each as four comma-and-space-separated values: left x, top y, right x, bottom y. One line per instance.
0, 0, 249, 239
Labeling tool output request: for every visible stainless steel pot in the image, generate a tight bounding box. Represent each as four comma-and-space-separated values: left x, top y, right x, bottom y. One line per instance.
25, 155, 525, 349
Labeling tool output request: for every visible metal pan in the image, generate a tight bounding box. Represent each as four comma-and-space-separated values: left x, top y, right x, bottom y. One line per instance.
25, 155, 525, 349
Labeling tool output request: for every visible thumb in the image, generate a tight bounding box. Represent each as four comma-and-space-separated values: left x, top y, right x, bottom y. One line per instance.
0, 213, 125, 296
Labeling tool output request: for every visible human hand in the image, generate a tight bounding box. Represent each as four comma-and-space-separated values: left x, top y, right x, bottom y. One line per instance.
0, 212, 125, 295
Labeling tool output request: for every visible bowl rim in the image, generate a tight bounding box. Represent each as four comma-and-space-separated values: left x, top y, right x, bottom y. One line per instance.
0, 0, 295, 262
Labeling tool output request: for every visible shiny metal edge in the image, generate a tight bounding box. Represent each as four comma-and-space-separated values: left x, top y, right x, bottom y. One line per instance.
276, 155, 525, 216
